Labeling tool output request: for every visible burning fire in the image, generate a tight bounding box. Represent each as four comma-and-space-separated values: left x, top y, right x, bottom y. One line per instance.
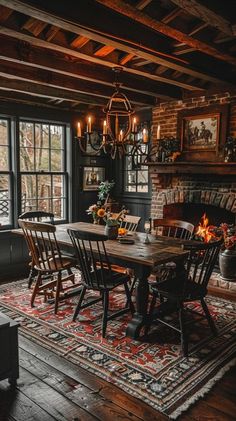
195, 213, 217, 242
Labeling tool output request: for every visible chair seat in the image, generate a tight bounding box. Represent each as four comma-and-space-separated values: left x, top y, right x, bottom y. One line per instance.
83, 268, 130, 290
151, 277, 207, 301
35, 255, 75, 272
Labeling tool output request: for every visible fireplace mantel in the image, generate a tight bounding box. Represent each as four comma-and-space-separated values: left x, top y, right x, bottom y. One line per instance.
147, 162, 236, 175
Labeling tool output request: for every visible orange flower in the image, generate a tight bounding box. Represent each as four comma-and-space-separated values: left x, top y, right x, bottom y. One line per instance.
97, 208, 106, 218
118, 227, 127, 236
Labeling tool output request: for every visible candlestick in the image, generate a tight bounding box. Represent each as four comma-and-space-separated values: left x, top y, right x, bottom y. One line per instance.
77, 121, 81, 138
132, 117, 137, 133
87, 116, 92, 133
142, 128, 148, 143
103, 120, 107, 135
157, 124, 160, 140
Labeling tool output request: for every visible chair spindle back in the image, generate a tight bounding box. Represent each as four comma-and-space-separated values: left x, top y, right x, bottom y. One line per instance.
68, 229, 112, 289
152, 218, 194, 240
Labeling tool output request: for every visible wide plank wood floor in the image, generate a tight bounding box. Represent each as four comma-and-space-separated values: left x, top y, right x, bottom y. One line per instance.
0, 335, 235, 421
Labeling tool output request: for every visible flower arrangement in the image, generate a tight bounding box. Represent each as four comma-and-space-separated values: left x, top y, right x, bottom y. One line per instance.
219, 223, 236, 250
86, 203, 128, 227
86, 202, 105, 224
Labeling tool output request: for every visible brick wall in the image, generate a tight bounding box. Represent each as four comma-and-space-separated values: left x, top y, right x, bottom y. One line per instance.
152, 91, 236, 140
150, 92, 236, 292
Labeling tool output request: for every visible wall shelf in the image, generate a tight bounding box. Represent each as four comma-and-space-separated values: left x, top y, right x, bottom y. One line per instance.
146, 162, 236, 175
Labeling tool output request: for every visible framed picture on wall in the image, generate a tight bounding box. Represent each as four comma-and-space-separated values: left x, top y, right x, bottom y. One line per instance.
177, 104, 229, 161
181, 113, 220, 152
82, 166, 105, 191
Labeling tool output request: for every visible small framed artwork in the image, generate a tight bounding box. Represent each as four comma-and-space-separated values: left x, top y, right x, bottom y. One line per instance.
83, 166, 105, 191
177, 104, 229, 161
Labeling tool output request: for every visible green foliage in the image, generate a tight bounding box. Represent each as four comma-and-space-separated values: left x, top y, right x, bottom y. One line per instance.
98, 180, 115, 201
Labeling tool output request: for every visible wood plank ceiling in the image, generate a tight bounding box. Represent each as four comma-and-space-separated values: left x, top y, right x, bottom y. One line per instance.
0, 0, 235, 114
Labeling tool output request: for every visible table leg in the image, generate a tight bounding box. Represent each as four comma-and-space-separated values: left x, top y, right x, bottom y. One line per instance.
126, 265, 150, 339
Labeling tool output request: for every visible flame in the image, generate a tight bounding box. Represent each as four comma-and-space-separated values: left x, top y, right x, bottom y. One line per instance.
195, 213, 217, 243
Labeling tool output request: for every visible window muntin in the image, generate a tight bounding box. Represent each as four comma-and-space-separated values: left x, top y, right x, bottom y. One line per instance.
124, 145, 149, 194
0, 119, 11, 227
19, 121, 67, 221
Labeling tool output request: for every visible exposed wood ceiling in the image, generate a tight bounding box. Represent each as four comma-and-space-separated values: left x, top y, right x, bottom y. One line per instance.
0, 0, 235, 114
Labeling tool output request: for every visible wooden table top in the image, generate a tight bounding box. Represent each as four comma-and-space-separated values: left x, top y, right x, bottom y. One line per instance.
53, 222, 190, 268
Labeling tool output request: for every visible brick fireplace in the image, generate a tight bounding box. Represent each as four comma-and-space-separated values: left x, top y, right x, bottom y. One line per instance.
150, 91, 236, 294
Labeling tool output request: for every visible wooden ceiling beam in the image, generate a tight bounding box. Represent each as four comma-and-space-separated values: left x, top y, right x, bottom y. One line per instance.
45, 25, 60, 42
136, 0, 152, 11
95, 0, 236, 66
161, 8, 182, 24
0, 34, 182, 99
0, 76, 108, 106
0, 0, 231, 86
119, 53, 135, 65
170, 0, 234, 36
94, 45, 115, 57
0, 59, 155, 106
21, 17, 47, 36
0, 27, 205, 95
70, 35, 90, 49
174, 23, 208, 47
0, 5, 13, 23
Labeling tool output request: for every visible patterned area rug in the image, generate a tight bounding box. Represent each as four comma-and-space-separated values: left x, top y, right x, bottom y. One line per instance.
0, 278, 235, 419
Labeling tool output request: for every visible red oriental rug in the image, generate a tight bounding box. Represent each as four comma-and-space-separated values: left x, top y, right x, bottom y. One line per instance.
0, 278, 235, 419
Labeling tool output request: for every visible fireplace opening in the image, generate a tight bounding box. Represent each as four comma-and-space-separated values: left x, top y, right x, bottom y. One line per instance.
163, 203, 235, 228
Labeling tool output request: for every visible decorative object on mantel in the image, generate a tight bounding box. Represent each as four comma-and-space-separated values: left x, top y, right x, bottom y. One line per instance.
75, 67, 150, 159
1, 280, 236, 420
224, 137, 236, 162
147, 137, 181, 163
219, 223, 236, 282
177, 104, 229, 162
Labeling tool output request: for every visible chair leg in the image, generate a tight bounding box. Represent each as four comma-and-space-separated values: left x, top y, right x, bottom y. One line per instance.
144, 294, 157, 336
30, 273, 42, 307
54, 272, 62, 314
28, 267, 36, 289
124, 282, 135, 314
73, 286, 87, 321
201, 298, 217, 336
179, 304, 188, 357
129, 276, 137, 295
102, 291, 109, 338
67, 268, 75, 284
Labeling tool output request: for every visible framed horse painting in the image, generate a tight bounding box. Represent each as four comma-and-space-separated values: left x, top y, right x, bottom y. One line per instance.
182, 113, 220, 152
177, 104, 229, 161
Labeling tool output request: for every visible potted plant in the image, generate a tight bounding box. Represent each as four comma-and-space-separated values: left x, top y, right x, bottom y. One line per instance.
98, 180, 115, 205
219, 223, 236, 282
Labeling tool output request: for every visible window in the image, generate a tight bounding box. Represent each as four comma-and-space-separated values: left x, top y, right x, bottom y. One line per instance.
0, 117, 69, 228
19, 122, 67, 220
0, 118, 11, 227
123, 145, 149, 193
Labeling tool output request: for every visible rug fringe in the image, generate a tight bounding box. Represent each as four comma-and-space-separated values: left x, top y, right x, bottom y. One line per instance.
170, 357, 236, 419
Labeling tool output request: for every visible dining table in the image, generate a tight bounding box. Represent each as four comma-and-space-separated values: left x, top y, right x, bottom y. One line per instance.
48, 221, 191, 339
13, 221, 192, 339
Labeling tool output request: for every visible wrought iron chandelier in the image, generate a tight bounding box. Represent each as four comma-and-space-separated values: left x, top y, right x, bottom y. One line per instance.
75, 67, 150, 159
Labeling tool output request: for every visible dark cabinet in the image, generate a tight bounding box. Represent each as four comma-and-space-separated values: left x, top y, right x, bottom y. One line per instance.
0, 313, 19, 385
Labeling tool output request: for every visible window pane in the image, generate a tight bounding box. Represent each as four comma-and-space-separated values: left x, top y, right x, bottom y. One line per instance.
137, 185, 148, 193
0, 119, 8, 145
51, 125, 63, 149
35, 148, 49, 171
20, 122, 34, 148
38, 198, 52, 213
53, 175, 65, 197
138, 170, 148, 185
23, 199, 37, 213
51, 149, 62, 171
38, 174, 51, 198
0, 175, 10, 225
20, 147, 34, 171
21, 175, 36, 204
0, 146, 9, 170
53, 198, 65, 220
42, 124, 49, 148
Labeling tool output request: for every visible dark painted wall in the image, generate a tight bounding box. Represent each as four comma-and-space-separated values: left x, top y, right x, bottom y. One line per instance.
0, 102, 151, 280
